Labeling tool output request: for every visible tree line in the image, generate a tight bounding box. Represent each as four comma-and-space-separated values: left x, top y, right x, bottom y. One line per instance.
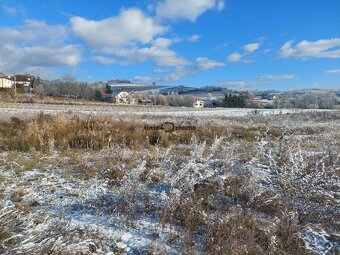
30, 75, 337, 109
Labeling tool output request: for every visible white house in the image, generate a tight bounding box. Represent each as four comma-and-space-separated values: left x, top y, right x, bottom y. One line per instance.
0, 72, 13, 89
115, 91, 137, 105
193, 99, 204, 108
13, 75, 31, 87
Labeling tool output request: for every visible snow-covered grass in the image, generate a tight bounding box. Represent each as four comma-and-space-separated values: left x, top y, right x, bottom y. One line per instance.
0, 110, 339, 254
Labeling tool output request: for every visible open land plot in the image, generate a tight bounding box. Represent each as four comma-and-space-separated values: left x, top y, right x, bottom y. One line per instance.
0, 104, 339, 254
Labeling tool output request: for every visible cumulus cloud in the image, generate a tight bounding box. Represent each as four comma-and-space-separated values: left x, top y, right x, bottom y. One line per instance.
188, 35, 200, 42
216, 81, 257, 88
133, 56, 225, 83
153, 69, 168, 74
132, 76, 160, 84
216, 74, 297, 88
112, 37, 190, 67
258, 74, 296, 82
92, 56, 116, 65
71, 8, 166, 49
226, 52, 242, 62
152, 37, 173, 48
243, 43, 260, 52
116, 46, 189, 67
325, 69, 340, 74
0, 44, 81, 75
156, 0, 224, 22
0, 19, 68, 45
227, 42, 261, 62
195, 57, 224, 70
0, 19, 81, 77
279, 38, 340, 59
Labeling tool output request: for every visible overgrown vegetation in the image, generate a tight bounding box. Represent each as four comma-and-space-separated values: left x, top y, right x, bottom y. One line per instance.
0, 111, 339, 254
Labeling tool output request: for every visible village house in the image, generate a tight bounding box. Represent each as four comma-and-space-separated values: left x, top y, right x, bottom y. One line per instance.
202, 99, 216, 108
115, 91, 137, 105
193, 99, 217, 108
0, 72, 13, 89
193, 99, 204, 108
12, 75, 31, 93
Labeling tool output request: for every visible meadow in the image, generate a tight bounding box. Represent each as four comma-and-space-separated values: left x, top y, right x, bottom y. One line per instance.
0, 105, 339, 254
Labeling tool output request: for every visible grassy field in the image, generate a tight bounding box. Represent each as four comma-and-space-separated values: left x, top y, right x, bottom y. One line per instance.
0, 105, 339, 254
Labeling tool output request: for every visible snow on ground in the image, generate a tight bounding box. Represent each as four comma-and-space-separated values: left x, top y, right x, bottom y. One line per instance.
0, 103, 335, 118
0, 158, 179, 254
0, 108, 339, 254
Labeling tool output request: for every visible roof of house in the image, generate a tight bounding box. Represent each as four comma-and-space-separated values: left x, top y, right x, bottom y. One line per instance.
13, 75, 30, 82
203, 99, 215, 105
0, 72, 11, 80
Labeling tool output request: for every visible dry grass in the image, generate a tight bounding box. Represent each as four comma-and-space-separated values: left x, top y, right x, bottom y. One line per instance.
0, 111, 339, 254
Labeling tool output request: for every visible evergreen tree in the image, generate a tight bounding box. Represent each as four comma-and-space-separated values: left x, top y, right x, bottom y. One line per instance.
224, 93, 246, 108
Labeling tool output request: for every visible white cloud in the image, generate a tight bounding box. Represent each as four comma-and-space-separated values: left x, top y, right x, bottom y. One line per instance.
243, 42, 260, 52
0, 20, 81, 77
216, 74, 297, 88
118, 47, 189, 67
325, 69, 340, 74
113, 37, 190, 67
0, 19, 68, 45
279, 38, 340, 59
227, 42, 261, 62
152, 37, 173, 48
0, 44, 81, 75
134, 56, 225, 83
258, 74, 296, 82
92, 56, 116, 65
154, 69, 168, 73
217, 81, 257, 87
195, 57, 224, 70
132, 76, 160, 84
227, 52, 242, 62
156, 0, 224, 22
188, 35, 200, 42
71, 8, 166, 48
162, 66, 191, 81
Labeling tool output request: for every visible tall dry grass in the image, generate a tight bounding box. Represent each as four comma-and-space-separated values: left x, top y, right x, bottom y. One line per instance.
0, 113, 285, 153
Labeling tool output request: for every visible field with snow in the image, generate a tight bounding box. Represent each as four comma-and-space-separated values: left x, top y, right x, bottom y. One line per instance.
0, 104, 339, 254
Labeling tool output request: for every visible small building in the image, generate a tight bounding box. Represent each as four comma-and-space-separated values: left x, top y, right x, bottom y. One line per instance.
12, 74, 32, 93
13, 75, 31, 87
193, 99, 204, 108
0, 72, 13, 89
203, 99, 216, 108
115, 91, 137, 105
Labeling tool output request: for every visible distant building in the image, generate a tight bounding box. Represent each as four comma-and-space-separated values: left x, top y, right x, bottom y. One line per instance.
0, 72, 13, 89
193, 99, 217, 108
12, 74, 32, 93
115, 91, 137, 105
13, 74, 30, 86
193, 99, 204, 108
203, 99, 215, 108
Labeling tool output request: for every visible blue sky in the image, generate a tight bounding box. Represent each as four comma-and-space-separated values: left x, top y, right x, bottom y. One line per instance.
0, 0, 339, 90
